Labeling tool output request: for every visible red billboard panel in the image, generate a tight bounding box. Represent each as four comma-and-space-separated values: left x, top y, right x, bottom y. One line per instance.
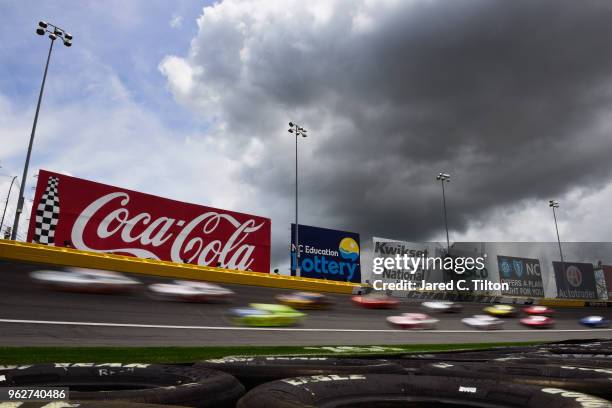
27, 170, 271, 272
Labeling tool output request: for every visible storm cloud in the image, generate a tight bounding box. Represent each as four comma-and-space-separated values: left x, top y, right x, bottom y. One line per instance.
160, 0, 612, 269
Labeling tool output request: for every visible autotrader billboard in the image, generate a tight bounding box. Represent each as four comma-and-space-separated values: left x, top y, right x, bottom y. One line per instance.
290, 224, 360, 283
27, 169, 272, 272
497, 255, 544, 297
553, 261, 598, 299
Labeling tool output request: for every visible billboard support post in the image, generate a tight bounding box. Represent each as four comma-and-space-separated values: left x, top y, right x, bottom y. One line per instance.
436, 173, 451, 254
288, 122, 307, 276
12, 21, 72, 240
1, 176, 18, 231
549, 200, 565, 272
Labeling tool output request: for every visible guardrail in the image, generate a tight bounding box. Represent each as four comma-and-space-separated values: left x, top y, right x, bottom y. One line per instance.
0, 240, 363, 294
538, 299, 587, 307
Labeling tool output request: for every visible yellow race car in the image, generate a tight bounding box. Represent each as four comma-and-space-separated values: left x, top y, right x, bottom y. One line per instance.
483, 304, 517, 317
229, 304, 306, 327
276, 292, 332, 309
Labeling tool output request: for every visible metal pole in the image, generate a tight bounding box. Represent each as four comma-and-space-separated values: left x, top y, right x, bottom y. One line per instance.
441, 180, 450, 254
11, 38, 55, 240
295, 132, 300, 277
552, 206, 564, 264
1, 176, 18, 231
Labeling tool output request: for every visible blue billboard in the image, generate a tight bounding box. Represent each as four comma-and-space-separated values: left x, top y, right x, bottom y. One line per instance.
290, 224, 361, 283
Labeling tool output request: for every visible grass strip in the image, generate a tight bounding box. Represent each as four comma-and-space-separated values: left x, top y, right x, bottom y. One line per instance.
0, 342, 541, 364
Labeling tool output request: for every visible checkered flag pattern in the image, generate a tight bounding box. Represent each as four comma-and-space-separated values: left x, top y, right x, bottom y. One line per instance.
33, 176, 60, 245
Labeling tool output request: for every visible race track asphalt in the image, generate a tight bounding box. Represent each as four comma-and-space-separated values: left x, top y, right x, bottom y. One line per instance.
0, 259, 610, 346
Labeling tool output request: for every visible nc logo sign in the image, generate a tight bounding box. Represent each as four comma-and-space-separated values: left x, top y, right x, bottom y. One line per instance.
512, 260, 524, 278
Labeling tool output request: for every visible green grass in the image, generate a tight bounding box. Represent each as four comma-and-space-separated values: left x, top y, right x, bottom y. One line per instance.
0, 342, 541, 364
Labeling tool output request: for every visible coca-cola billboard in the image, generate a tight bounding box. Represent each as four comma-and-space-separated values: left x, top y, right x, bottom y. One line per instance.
27, 170, 271, 272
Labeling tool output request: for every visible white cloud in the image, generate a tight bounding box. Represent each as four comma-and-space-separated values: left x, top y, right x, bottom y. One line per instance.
170, 15, 183, 28
159, 55, 196, 98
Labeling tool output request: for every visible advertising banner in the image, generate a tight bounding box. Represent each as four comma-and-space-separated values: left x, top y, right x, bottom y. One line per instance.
603, 265, 612, 299
372, 237, 437, 284
290, 224, 360, 283
442, 244, 491, 291
27, 169, 272, 272
553, 261, 598, 299
497, 255, 544, 297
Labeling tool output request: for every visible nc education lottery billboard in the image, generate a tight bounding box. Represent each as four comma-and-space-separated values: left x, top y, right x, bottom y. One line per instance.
497, 255, 544, 297
27, 169, 272, 272
290, 224, 360, 283
553, 261, 598, 299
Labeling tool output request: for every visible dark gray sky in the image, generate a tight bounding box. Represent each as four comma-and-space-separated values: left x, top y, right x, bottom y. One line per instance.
160, 0, 612, 269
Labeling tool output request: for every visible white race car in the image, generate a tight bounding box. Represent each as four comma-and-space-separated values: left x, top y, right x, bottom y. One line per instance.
31, 268, 141, 294
462, 314, 505, 330
387, 313, 439, 329
422, 301, 463, 313
148, 280, 234, 302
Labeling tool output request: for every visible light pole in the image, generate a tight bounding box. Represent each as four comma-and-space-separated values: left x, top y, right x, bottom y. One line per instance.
549, 200, 565, 268
11, 21, 72, 240
436, 172, 451, 254
1, 176, 18, 233
288, 122, 307, 276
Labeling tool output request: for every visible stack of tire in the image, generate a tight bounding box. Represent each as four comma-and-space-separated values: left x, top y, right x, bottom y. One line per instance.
0, 363, 244, 407
3, 339, 612, 407
195, 343, 612, 407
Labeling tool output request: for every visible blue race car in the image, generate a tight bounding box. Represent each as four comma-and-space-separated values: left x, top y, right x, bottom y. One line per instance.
579, 316, 610, 328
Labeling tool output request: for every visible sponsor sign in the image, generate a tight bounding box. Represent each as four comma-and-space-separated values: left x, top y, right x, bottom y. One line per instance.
372, 237, 434, 284
27, 169, 271, 272
443, 244, 490, 291
603, 265, 612, 299
291, 224, 360, 283
553, 261, 598, 299
497, 255, 544, 297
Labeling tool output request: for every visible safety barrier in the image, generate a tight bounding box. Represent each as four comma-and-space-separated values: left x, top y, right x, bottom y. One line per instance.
538, 298, 586, 307
0, 240, 363, 294
400, 290, 596, 306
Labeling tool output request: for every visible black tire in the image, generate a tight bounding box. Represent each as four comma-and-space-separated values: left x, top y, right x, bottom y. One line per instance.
195, 356, 405, 389
3, 403, 188, 408
490, 355, 612, 369
2, 363, 244, 407
548, 347, 612, 355
237, 374, 612, 407
415, 361, 612, 399
395, 347, 543, 364
526, 351, 612, 360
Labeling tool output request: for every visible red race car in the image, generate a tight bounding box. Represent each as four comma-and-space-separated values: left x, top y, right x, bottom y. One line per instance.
520, 315, 554, 328
523, 305, 554, 315
352, 294, 399, 309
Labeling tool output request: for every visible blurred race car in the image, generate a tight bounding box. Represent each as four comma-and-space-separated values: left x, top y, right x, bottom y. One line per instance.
461, 315, 504, 330
580, 316, 610, 328
229, 303, 305, 327
483, 304, 517, 317
148, 280, 234, 302
276, 291, 331, 309
387, 313, 438, 329
520, 315, 554, 328
30, 268, 140, 294
352, 294, 399, 309
523, 305, 554, 315
422, 301, 463, 313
